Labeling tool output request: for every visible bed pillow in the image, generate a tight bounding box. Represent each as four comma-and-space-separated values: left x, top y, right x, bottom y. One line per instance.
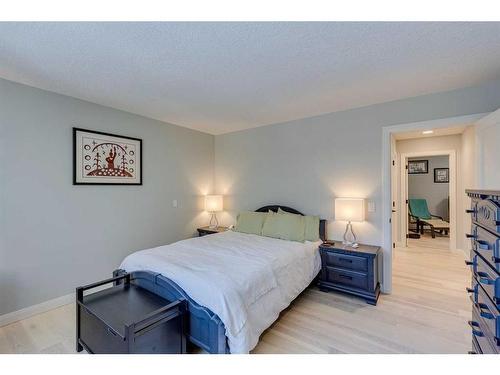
234, 211, 267, 235
262, 211, 305, 242
303, 215, 320, 242
277, 208, 320, 242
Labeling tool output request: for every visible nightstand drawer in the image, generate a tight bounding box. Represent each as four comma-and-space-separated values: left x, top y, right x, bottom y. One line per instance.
325, 267, 368, 290
324, 251, 368, 273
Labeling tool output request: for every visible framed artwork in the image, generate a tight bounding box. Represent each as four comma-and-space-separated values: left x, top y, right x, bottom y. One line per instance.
408, 160, 428, 174
434, 168, 449, 183
73, 128, 142, 185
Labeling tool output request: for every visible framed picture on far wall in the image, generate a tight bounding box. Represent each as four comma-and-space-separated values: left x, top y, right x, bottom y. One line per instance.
408, 160, 428, 174
73, 128, 142, 185
434, 168, 449, 183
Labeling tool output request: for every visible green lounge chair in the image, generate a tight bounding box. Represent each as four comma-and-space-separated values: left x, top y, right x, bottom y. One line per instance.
408, 199, 446, 237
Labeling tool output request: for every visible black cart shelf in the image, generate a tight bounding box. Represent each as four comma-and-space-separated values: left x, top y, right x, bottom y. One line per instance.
76, 273, 186, 354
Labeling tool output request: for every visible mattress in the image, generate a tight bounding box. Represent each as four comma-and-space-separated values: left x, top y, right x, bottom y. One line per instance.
119, 230, 321, 353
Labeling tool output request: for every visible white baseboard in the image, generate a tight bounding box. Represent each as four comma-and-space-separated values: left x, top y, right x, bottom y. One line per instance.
0, 293, 74, 328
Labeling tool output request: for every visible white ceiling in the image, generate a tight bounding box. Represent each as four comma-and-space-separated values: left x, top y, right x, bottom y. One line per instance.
1, 22, 500, 135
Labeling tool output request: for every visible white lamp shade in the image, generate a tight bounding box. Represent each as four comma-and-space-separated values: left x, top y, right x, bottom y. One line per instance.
205, 195, 223, 212
335, 198, 365, 222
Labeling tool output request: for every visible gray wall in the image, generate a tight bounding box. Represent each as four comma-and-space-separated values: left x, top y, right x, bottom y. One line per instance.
215, 79, 500, 291
408, 156, 450, 220
0, 79, 214, 315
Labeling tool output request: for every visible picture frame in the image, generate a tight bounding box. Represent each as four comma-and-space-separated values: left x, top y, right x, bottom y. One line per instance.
408, 160, 428, 174
434, 168, 449, 183
73, 128, 142, 185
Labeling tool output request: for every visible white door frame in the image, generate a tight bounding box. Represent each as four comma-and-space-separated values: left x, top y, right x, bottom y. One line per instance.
400, 150, 456, 250
381, 112, 488, 293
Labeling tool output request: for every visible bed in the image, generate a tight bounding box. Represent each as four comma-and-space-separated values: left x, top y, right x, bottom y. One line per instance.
115, 205, 326, 354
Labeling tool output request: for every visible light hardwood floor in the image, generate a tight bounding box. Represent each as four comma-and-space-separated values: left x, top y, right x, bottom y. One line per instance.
407, 231, 450, 250
0, 238, 470, 354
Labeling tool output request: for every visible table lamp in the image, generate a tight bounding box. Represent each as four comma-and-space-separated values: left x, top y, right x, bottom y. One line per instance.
335, 198, 365, 247
205, 195, 223, 229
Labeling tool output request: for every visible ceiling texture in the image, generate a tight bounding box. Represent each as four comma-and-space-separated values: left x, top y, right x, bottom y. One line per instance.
1, 22, 500, 134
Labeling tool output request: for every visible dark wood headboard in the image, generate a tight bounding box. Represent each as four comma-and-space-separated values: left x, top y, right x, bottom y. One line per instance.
255, 205, 327, 242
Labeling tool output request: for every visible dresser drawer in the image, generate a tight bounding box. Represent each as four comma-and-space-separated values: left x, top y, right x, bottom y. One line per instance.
467, 200, 478, 223
474, 252, 500, 308
323, 251, 368, 273
473, 225, 500, 272
475, 198, 500, 235
465, 263, 480, 303
475, 282, 500, 348
471, 335, 482, 354
324, 266, 369, 291
79, 305, 128, 353
470, 308, 498, 354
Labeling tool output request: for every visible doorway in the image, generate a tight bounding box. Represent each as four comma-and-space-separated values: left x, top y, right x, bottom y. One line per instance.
402, 153, 453, 250
381, 112, 487, 293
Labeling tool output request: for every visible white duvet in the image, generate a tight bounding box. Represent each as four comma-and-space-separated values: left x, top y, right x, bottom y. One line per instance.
119, 230, 321, 353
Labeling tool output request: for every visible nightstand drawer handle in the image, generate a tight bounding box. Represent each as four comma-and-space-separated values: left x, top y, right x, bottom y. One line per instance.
339, 274, 352, 280
339, 258, 353, 263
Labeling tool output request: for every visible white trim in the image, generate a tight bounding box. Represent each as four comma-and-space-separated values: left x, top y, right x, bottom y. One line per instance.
474, 108, 500, 187
381, 112, 488, 294
475, 108, 500, 130
399, 150, 457, 251
0, 293, 74, 327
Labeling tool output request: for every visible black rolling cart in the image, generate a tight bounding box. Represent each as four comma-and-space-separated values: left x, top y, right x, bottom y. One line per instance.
76, 272, 186, 354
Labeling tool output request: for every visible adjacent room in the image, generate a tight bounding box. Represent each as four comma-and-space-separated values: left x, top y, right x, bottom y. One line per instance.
407, 155, 451, 247
1, 20, 500, 360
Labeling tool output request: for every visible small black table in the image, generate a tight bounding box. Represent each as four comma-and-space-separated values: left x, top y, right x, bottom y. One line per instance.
76, 273, 186, 354
318, 241, 381, 305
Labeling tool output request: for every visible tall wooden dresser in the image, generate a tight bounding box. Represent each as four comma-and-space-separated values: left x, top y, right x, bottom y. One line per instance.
466, 189, 500, 354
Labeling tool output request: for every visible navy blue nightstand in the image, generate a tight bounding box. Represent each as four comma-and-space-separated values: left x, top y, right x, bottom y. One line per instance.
318, 242, 381, 305
197, 226, 228, 237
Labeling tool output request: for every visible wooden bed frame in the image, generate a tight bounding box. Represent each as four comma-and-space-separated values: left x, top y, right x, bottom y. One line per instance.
113, 205, 326, 354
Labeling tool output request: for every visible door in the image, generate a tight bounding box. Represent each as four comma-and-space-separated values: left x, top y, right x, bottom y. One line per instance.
403, 157, 409, 245
390, 135, 399, 251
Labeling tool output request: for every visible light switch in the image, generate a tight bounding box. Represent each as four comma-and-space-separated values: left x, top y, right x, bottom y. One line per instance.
367, 201, 375, 213
172, 199, 178, 208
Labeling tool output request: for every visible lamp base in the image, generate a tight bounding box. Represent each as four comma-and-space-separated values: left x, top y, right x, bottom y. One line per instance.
343, 221, 358, 247
208, 212, 219, 229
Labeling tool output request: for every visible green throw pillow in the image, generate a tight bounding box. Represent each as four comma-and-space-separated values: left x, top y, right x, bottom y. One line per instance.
277, 208, 320, 242
234, 211, 267, 235
262, 210, 305, 242
304, 215, 320, 242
